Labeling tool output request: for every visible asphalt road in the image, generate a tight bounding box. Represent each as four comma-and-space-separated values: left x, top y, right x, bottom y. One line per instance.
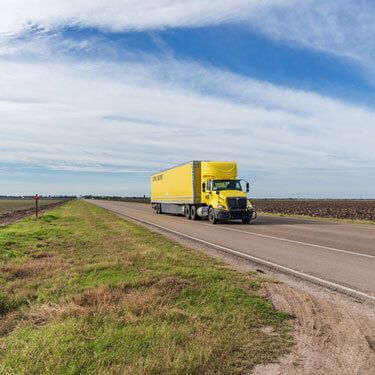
88, 200, 375, 300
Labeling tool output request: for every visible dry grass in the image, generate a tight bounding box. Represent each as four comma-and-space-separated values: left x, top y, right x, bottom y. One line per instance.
0, 255, 64, 280
24, 277, 191, 326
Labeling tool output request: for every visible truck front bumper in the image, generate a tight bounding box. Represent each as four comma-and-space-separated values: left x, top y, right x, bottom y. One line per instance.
214, 209, 256, 221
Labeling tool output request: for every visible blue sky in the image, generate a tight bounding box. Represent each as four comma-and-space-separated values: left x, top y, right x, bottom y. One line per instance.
1, 0, 374, 198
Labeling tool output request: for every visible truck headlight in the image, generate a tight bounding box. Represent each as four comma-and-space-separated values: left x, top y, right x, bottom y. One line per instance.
217, 204, 226, 209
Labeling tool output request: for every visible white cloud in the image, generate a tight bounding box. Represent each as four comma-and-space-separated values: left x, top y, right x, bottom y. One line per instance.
249, 0, 375, 76
0, 54, 374, 179
0, 0, 285, 35
1, 0, 374, 75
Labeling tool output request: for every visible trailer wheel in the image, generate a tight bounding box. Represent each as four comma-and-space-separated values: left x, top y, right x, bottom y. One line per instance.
208, 207, 218, 224
156, 204, 162, 214
184, 205, 191, 219
191, 205, 198, 220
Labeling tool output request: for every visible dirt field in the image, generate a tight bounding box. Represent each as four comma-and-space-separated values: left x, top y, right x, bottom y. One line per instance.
0, 199, 68, 225
252, 199, 375, 221
0, 199, 61, 214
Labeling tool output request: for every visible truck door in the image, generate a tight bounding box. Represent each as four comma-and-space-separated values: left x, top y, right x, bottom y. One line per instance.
204, 180, 212, 204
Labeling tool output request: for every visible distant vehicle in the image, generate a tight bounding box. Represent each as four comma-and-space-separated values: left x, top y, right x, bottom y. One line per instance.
150, 161, 256, 224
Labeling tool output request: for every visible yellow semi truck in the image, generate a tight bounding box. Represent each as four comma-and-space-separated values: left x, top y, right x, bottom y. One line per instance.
150, 161, 256, 224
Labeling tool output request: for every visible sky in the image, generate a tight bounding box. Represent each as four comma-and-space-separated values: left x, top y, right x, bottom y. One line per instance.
1, 0, 374, 198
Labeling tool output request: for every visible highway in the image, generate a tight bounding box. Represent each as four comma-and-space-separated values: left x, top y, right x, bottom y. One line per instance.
88, 200, 375, 301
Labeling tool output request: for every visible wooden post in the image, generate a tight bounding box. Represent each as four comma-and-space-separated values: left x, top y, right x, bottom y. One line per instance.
33, 194, 39, 217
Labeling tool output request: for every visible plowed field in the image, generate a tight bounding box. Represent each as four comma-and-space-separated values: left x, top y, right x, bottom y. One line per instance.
0, 199, 69, 225
252, 200, 375, 221
0, 199, 57, 214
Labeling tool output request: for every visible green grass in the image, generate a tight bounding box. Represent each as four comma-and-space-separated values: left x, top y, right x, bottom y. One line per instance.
0, 199, 62, 214
0, 201, 292, 374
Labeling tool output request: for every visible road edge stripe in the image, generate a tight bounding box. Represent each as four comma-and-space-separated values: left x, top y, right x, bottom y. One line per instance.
98, 204, 375, 303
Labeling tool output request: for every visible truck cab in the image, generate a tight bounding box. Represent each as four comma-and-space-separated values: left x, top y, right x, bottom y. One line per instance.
202, 178, 255, 224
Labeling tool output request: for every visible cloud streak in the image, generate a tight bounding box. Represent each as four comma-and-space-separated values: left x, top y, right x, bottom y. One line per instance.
249, 0, 375, 77
0, 0, 281, 35
1, 54, 374, 177
1, 0, 374, 75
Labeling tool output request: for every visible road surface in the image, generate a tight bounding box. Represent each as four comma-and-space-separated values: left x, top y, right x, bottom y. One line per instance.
88, 200, 375, 301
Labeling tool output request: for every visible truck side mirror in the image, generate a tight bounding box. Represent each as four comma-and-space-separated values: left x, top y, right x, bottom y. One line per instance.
202, 182, 206, 192
246, 182, 249, 193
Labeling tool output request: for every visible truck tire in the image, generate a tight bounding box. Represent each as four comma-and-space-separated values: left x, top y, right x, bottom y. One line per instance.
242, 217, 250, 224
208, 207, 218, 224
191, 205, 198, 220
185, 205, 191, 219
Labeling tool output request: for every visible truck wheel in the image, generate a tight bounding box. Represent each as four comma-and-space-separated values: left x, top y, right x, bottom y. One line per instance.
242, 217, 250, 224
208, 207, 218, 224
191, 205, 198, 220
185, 205, 191, 219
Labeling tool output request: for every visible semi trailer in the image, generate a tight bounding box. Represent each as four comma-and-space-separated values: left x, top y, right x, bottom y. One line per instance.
150, 161, 256, 224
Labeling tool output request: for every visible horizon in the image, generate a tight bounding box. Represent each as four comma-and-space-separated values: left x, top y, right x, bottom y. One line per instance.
1, 1, 375, 197
2, 195, 375, 201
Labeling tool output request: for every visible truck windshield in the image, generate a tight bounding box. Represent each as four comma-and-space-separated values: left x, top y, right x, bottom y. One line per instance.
212, 180, 242, 191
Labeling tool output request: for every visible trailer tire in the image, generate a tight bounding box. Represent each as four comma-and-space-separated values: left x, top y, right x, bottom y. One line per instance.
208, 207, 218, 224
184, 205, 191, 219
191, 205, 198, 220
156, 204, 162, 214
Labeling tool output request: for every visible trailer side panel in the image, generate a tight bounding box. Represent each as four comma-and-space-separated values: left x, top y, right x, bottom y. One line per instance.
151, 162, 196, 204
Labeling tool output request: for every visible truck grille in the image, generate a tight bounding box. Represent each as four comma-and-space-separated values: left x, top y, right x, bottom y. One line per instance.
226, 197, 247, 210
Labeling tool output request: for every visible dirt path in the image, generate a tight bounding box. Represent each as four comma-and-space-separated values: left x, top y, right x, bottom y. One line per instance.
253, 282, 375, 374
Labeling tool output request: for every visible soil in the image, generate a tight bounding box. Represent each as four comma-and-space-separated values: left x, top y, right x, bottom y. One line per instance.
252, 199, 375, 222
0, 201, 67, 226
253, 282, 375, 374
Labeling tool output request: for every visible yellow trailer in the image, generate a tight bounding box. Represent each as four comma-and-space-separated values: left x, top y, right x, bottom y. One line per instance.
151, 161, 256, 224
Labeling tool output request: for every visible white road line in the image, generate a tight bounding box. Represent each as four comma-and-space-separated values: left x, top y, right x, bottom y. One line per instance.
98, 206, 375, 302
200, 223, 375, 259
109, 203, 375, 260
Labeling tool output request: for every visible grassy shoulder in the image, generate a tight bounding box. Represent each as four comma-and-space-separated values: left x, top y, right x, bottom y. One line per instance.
257, 211, 375, 225
0, 200, 291, 374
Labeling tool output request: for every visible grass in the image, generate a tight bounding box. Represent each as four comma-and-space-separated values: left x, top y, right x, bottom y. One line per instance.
0, 199, 62, 214
0, 200, 292, 374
